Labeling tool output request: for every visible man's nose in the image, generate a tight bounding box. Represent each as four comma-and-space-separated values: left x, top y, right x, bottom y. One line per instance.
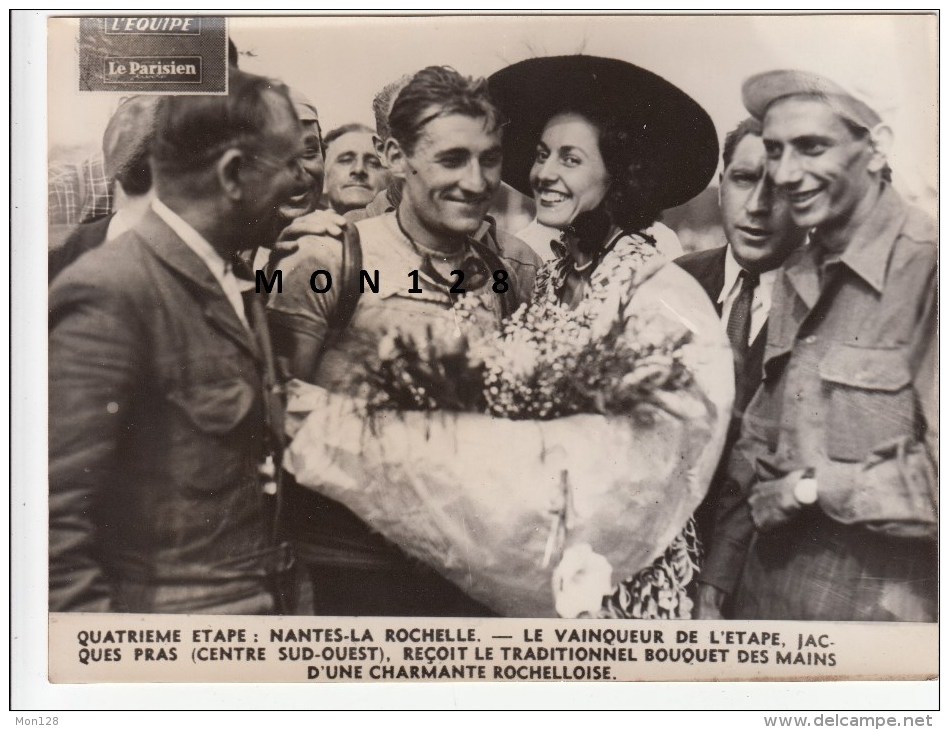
290, 157, 307, 180
459, 161, 488, 193
769, 150, 803, 189
746, 176, 773, 215
350, 156, 368, 177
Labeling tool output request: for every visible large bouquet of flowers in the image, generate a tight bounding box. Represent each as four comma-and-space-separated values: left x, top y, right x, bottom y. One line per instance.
286, 259, 733, 617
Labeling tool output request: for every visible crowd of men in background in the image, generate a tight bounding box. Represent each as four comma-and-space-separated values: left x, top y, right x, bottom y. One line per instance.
48, 48, 937, 621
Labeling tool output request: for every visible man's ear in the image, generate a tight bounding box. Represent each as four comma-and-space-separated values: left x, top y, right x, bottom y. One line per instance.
385, 138, 409, 180
216, 148, 245, 200
867, 123, 894, 175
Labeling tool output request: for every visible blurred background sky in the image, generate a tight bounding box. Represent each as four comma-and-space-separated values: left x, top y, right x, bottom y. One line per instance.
48, 13, 937, 249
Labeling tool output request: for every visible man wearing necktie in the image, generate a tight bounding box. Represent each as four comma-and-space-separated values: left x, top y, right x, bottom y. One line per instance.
49, 69, 307, 613
726, 70, 937, 621
676, 117, 805, 618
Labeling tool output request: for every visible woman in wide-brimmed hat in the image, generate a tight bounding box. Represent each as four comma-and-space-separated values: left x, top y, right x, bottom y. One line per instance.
488, 56, 731, 619
489, 54, 718, 271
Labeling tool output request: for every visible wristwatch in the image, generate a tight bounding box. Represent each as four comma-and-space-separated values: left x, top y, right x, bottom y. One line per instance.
793, 476, 819, 505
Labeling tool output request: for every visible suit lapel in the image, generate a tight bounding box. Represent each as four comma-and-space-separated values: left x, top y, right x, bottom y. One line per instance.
706, 247, 727, 316
676, 246, 727, 315
135, 209, 262, 362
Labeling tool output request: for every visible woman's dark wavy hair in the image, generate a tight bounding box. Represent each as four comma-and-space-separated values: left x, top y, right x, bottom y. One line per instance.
554, 105, 664, 236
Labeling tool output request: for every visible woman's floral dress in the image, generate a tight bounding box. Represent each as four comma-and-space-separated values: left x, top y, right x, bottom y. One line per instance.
526, 231, 701, 620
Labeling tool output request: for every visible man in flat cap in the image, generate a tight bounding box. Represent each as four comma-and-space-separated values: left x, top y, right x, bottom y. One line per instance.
726, 70, 937, 621
49, 95, 158, 282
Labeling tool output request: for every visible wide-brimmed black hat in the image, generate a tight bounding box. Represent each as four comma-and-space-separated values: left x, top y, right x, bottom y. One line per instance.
488, 55, 719, 211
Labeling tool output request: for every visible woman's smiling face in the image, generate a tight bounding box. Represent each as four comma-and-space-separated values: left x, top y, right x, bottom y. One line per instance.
529, 112, 611, 228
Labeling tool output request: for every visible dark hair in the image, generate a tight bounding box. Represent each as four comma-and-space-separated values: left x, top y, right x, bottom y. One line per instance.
151, 69, 293, 178
323, 122, 375, 150
722, 117, 762, 169
554, 107, 663, 234
115, 147, 152, 196
372, 75, 412, 141
388, 66, 500, 155
228, 38, 239, 68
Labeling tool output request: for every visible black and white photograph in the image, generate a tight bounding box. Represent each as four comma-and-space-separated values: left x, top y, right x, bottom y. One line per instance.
12, 9, 940, 713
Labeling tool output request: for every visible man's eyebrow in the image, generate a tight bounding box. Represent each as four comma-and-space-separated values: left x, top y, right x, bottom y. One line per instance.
433, 147, 470, 158
727, 163, 761, 173
790, 134, 835, 145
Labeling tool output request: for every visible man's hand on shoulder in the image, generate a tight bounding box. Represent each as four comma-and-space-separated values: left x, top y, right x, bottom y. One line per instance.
282, 209, 349, 242
266, 209, 350, 266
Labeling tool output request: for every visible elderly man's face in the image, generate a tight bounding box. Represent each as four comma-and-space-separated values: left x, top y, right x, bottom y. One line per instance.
280, 120, 324, 219
323, 131, 388, 213
762, 96, 876, 231
720, 133, 804, 274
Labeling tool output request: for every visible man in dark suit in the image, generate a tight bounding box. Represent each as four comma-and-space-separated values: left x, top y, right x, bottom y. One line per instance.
49, 69, 307, 613
676, 118, 805, 618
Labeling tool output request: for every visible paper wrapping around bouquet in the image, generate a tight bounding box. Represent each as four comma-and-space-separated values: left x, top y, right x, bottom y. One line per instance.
285, 364, 732, 617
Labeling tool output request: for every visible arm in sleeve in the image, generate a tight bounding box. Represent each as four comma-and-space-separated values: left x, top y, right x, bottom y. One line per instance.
265, 235, 343, 383
48, 276, 142, 611
698, 464, 755, 597
815, 271, 938, 541
630, 263, 735, 490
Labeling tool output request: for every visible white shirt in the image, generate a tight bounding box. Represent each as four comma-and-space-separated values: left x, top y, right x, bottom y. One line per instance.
106, 189, 155, 242
151, 198, 251, 330
515, 219, 684, 263
717, 245, 777, 345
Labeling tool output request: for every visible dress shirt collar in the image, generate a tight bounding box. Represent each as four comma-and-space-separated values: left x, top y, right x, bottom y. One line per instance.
151, 198, 227, 276
718, 245, 780, 320
718, 245, 743, 305
718, 245, 778, 304
151, 198, 251, 326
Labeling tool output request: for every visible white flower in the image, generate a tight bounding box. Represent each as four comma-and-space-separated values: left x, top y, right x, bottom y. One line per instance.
377, 332, 401, 361
552, 543, 614, 618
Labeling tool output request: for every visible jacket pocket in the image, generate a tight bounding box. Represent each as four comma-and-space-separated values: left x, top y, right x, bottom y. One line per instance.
819, 344, 915, 462
166, 378, 256, 434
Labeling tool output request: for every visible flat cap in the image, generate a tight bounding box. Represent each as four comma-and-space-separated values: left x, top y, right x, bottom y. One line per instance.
102, 95, 159, 179
289, 88, 319, 123
742, 69, 883, 129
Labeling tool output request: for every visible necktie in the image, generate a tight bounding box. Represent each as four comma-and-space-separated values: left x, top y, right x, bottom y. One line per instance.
726, 269, 759, 362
